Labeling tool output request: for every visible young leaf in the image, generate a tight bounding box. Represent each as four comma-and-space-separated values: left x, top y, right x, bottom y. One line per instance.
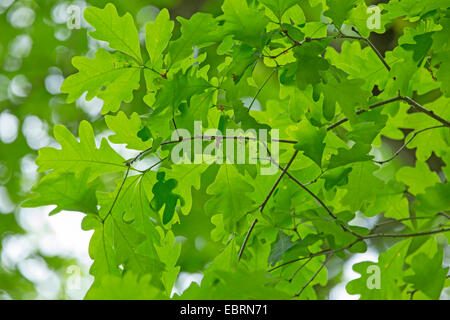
324, 0, 361, 27
23, 171, 98, 215
220, 0, 269, 48
105, 111, 153, 151
36, 120, 125, 182
404, 252, 448, 300
167, 13, 224, 67
151, 171, 182, 225
259, 0, 300, 20
294, 119, 326, 167
145, 9, 174, 67
61, 49, 140, 113
205, 165, 255, 232
84, 3, 142, 63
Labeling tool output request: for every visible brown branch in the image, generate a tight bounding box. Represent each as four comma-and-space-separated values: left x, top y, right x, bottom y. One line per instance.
374, 125, 446, 165
363, 227, 450, 239
275, 25, 450, 130
350, 27, 391, 72
371, 215, 447, 232
127, 94, 448, 165
268, 227, 450, 272
326, 96, 403, 131
400, 96, 450, 128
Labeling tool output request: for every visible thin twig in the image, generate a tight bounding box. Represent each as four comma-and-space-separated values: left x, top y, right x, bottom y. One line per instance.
374, 125, 446, 164
274, 25, 449, 130
248, 68, 277, 112
238, 218, 259, 261
326, 96, 403, 131
260, 151, 299, 212
351, 27, 391, 72
294, 254, 332, 298
371, 215, 446, 232
101, 165, 131, 223
268, 227, 450, 272
288, 257, 313, 282
363, 227, 450, 239
238, 151, 299, 261
400, 96, 450, 128
270, 158, 363, 239
269, 239, 361, 272
172, 118, 180, 140
408, 289, 418, 300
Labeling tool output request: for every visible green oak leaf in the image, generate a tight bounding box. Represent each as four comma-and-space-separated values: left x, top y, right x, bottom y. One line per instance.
382, 0, 449, 22
404, 252, 448, 300
36, 120, 125, 182
415, 183, 450, 216
396, 161, 440, 195
431, 17, 450, 97
318, 67, 370, 123
328, 143, 373, 170
23, 170, 98, 216
151, 171, 182, 225
153, 68, 213, 113
82, 215, 120, 277
61, 49, 141, 114
325, 41, 390, 91
111, 216, 163, 276
105, 111, 153, 151
220, 0, 269, 48
294, 119, 326, 167
342, 162, 384, 211
324, 0, 361, 27
162, 163, 208, 215
259, 0, 300, 20
85, 273, 163, 300
322, 167, 352, 190
205, 165, 255, 232
145, 8, 174, 68
290, 41, 330, 90
168, 13, 224, 67
84, 3, 142, 63
154, 230, 181, 296
346, 239, 410, 299
268, 231, 296, 266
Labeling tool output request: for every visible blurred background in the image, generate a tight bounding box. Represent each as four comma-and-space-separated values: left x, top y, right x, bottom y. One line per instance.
0, 0, 447, 300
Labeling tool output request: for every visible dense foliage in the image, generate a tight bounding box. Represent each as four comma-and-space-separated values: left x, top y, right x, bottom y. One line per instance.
19, 0, 450, 299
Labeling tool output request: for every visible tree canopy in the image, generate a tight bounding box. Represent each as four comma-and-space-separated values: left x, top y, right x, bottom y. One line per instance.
1, 0, 450, 300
